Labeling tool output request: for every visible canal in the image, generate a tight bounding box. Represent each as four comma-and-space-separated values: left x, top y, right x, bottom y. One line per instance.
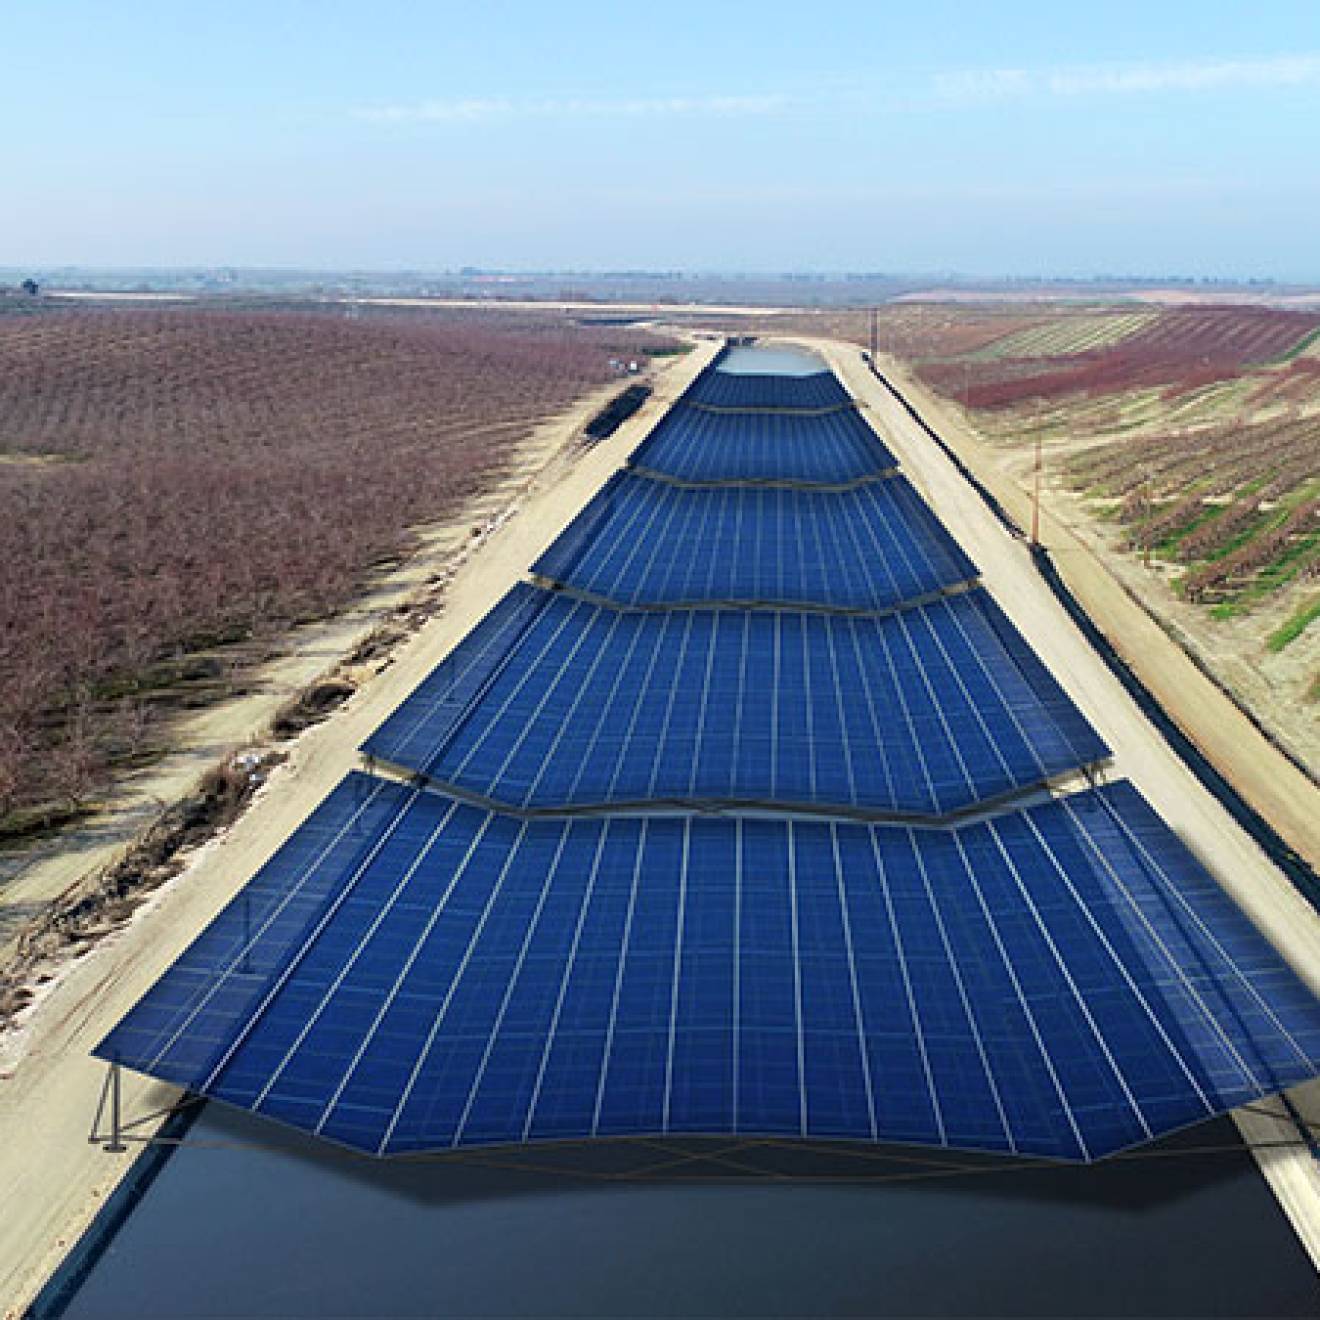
39, 341, 1320, 1317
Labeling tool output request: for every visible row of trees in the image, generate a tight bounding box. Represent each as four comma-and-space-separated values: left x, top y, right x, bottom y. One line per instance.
918, 308, 1320, 409
1071, 412, 1320, 505
1181, 498, 1320, 603
1067, 411, 1320, 606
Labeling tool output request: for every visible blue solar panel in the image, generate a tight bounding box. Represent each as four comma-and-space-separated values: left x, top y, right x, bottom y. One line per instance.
532, 471, 977, 610
97, 777, 1320, 1160
687, 369, 853, 411
362, 585, 1107, 817
630, 405, 895, 485
91, 774, 419, 1094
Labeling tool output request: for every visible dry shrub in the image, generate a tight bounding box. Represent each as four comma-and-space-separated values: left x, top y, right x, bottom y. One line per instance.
0, 747, 286, 1033
270, 677, 357, 739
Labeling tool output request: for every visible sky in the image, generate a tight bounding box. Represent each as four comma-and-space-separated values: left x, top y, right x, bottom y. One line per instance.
5, 1, 1320, 278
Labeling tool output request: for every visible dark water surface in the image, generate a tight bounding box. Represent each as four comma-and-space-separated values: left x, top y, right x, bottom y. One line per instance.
54, 1107, 1319, 1318
717, 344, 825, 376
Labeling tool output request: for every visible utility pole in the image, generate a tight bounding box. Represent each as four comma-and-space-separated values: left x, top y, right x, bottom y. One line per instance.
1031, 427, 1043, 548
868, 306, 878, 361
1142, 478, 1152, 569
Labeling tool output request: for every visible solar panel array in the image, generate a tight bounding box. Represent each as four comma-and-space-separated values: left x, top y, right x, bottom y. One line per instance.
630, 406, 895, 485
532, 471, 976, 611
98, 350, 1320, 1161
686, 368, 853, 410
362, 586, 1105, 818
99, 775, 1320, 1160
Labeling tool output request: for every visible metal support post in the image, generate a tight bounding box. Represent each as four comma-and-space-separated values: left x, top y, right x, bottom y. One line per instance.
104, 1062, 127, 1153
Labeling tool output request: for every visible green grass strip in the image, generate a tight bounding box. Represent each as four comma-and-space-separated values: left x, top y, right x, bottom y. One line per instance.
1274, 325, 1320, 364
1268, 595, 1320, 652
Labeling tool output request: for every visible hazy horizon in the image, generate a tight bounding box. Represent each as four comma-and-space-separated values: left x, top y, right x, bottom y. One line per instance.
7, 2, 1320, 279
8, 265, 1316, 285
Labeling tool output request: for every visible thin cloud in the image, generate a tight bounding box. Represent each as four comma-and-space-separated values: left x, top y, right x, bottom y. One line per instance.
356, 94, 790, 125
356, 56, 1320, 126
930, 68, 1032, 104
1049, 54, 1320, 95
934, 53, 1320, 105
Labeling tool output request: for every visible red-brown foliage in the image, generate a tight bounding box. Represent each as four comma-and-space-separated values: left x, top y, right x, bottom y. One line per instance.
1182, 498, 1320, 602
1247, 356, 1320, 408
0, 306, 669, 822
1067, 411, 1320, 605
1068, 412, 1320, 505
919, 307, 1320, 408
1176, 495, 1263, 561
692, 307, 1049, 359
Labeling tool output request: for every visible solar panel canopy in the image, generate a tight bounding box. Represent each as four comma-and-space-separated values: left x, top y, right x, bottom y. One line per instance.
630, 405, 895, 485
686, 368, 853, 411
362, 585, 1107, 818
98, 350, 1320, 1163
533, 471, 977, 611
97, 775, 1320, 1160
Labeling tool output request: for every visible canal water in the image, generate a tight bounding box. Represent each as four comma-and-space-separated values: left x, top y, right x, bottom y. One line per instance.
46, 1107, 1320, 1317
718, 344, 825, 376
